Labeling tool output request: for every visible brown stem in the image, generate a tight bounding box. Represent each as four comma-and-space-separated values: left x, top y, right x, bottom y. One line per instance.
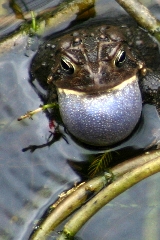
116, 0, 160, 41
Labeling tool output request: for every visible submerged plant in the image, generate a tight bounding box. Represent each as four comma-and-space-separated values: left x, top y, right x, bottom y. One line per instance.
88, 151, 113, 177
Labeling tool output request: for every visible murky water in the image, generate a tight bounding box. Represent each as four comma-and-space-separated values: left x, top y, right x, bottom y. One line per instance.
0, 0, 160, 240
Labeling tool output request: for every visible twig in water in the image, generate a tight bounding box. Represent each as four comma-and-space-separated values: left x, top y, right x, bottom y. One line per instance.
17, 103, 58, 121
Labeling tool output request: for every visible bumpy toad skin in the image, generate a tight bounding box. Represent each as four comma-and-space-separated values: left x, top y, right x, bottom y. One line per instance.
31, 22, 160, 146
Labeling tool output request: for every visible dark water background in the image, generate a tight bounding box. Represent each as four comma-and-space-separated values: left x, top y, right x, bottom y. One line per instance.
0, 0, 160, 239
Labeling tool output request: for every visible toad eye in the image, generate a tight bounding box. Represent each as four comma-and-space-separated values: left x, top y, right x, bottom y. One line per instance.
61, 57, 74, 74
115, 50, 126, 67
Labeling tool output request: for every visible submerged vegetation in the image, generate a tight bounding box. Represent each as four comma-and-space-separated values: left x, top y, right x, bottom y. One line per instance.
88, 151, 113, 177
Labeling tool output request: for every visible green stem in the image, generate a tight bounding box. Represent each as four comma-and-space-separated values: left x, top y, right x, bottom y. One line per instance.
17, 103, 58, 121
30, 11, 37, 32
29, 150, 160, 239
30, 173, 111, 240
58, 153, 160, 239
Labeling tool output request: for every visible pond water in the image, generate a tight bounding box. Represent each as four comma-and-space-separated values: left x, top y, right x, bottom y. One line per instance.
0, 0, 160, 240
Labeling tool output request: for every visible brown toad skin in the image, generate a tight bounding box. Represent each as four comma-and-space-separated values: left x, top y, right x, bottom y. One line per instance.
30, 22, 160, 146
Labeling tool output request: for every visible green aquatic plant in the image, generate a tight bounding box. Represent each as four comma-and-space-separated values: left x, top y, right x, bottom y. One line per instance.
88, 151, 113, 177
8, 0, 39, 33
30, 11, 39, 33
